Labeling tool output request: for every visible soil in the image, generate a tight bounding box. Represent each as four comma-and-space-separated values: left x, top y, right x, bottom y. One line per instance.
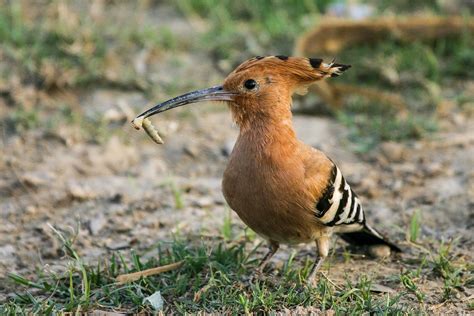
1, 96, 473, 311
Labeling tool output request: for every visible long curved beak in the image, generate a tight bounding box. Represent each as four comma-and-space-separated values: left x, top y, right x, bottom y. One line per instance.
134, 85, 235, 120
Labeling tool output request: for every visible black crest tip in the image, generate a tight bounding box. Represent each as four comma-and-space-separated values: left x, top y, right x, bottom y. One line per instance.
309, 58, 323, 68
332, 63, 351, 71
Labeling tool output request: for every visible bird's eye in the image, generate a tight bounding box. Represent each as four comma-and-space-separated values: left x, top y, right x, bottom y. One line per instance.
243, 79, 257, 90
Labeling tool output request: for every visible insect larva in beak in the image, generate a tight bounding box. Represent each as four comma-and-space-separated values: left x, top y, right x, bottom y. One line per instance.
131, 117, 164, 145
143, 118, 164, 144
131, 116, 144, 130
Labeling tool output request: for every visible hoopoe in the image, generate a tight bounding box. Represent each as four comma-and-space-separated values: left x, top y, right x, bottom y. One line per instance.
133, 56, 401, 282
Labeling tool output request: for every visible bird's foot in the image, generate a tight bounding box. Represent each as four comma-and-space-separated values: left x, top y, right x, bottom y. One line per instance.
249, 269, 267, 282
305, 272, 320, 287
305, 256, 325, 287
246, 268, 278, 286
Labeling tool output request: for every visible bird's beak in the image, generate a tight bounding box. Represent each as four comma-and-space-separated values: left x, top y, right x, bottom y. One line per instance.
134, 85, 235, 120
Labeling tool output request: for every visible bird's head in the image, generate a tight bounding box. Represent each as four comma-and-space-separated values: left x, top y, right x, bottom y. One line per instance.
134, 56, 350, 127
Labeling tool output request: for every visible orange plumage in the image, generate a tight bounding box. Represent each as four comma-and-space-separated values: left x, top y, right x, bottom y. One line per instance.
134, 56, 401, 282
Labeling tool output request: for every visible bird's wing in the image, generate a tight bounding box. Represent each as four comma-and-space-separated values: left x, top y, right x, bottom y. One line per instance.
310, 160, 366, 227
304, 147, 401, 252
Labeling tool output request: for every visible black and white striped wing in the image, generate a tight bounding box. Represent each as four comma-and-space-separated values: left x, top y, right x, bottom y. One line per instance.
314, 164, 402, 252
315, 165, 365, 227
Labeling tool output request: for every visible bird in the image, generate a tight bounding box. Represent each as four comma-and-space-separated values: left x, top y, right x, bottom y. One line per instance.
133, 56, 401, 282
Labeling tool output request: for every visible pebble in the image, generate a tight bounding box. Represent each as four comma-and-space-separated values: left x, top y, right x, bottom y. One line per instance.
359, 177, 379, 198
191, 196, 215, 208
68, 182, 96, 201
380, 141, 405, 162
20, 171, 54, 188
105, 239, 131, 251
422, 162, 444, 177
0, 245, 15, 259
88, 215, 107, 235
368, 244, 391, 258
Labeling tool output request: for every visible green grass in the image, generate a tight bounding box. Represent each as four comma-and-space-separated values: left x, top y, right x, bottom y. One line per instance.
168, 180, 185, 210
432, 243, 465, 301
2, 221, 472, 314
174, 0, 331, 59
336, 104, 438, 153
221, 208, 233, 241
3, 107, 40, 134
332, 32, 473, 151
0, 2, 182, 94
2, 1, 472, 150
171, 0, 473, 149
408, 209, 421, 243
400, 271, 426, 303
0, 2, 106, 89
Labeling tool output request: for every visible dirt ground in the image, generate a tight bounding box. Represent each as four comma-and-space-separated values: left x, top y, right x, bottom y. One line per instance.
0, 1, 473, 314
1, 93, 473, 312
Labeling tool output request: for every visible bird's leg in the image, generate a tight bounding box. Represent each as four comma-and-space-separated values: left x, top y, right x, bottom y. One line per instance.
256, 240, 280, 273
307, 256, 325, 283
307, 236, 330, 284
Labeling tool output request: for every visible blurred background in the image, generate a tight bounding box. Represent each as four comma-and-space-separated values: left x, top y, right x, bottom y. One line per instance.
0, 0, 473, 313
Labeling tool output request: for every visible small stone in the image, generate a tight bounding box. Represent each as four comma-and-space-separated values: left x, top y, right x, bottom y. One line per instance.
359, 177, 379, 198
105, 239, 130, 250
379, 142, 405, 162
68, 182, 96, 201
103, 108, 127, 124
368, 244, 391, 258
423, 162, 444, 177
191, 196, 214, 208
0, 245, 15, 258
20, 171, 54, 188
25, 205, 38, 215
0, 221, 16, 233
113, 219, 134, 233
88, 215, 107, 235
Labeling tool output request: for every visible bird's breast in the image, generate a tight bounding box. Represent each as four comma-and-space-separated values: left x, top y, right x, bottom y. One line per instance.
222, 139, 321, 243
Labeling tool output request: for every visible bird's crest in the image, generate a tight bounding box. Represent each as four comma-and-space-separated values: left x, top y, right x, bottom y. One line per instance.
230, 56, 350, 95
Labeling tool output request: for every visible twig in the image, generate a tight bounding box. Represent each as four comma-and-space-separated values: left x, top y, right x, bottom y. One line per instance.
320, 271, 343, 290
116, 261, 184, 284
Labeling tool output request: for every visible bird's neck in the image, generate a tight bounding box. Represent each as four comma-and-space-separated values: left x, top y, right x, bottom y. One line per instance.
236, 110, 299, 160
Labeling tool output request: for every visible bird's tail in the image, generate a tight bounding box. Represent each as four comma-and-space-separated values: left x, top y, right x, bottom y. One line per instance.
339, 224, 402, 252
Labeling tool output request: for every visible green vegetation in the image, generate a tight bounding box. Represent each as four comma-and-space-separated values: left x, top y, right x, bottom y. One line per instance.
2, 0, 471, 148
408, 209, 421, 243
221, 208, 233, 241
400, 271, 426, 303
1, 222, 471, 314
173, 0, 473, 150
174, 0, 331, 58
334, 33, 472, 151
4, 108, 40, 134
0, 2, 181, 92
433, 243, 465, 301
337, 107, 438, 153
169, 180, 185, 210
0, 2, 106, 89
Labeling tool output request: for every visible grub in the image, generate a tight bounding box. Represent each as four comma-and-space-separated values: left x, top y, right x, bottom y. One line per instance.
132, 117, 164, 145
